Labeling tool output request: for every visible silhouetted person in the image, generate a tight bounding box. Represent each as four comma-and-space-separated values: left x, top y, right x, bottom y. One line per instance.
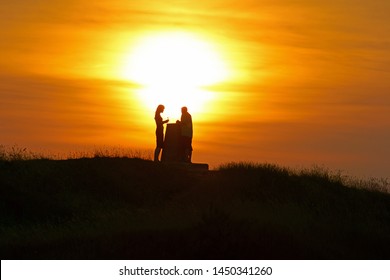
178, 106, 193, 163
154, 104, 169, 162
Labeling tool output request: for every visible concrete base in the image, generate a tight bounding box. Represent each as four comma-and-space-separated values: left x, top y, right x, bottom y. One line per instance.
161, 162, 209, 171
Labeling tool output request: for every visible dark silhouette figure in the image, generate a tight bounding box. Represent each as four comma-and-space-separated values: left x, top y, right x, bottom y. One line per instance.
177, 106, 193, 163
154, 104, 169, 162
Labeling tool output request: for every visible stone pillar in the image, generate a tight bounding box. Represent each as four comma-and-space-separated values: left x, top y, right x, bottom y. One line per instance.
161, 123, 182, 162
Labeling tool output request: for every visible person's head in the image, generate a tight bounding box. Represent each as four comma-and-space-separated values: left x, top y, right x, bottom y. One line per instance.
181, 106, 188, 114
156, 104, 165, 114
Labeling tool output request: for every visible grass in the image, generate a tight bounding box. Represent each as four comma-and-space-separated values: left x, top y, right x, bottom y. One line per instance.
1, 148, 390, 259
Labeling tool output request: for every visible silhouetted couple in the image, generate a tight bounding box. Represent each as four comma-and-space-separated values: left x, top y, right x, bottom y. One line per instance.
154, 105, 193, 163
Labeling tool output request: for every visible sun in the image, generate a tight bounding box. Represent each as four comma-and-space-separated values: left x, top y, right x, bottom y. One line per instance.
121, 31, 230, 118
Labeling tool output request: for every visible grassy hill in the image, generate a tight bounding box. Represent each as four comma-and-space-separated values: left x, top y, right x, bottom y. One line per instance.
1, 157, 390, 259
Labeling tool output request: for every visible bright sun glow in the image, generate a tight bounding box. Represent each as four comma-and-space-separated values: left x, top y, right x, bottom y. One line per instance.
121, 31, 230, 119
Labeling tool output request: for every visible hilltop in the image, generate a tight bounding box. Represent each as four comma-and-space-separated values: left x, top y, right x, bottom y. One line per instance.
1, 157, 390, 259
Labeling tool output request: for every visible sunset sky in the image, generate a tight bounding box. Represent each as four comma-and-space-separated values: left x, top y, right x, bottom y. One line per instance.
1, 0, 389, 178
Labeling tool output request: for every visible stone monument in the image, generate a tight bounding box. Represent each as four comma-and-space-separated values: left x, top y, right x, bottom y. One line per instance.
161, 123, 182, 162
161, 123, 208, 171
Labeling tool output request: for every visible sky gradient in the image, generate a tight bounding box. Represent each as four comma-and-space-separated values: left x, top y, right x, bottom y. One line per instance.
1, 0, 390, 178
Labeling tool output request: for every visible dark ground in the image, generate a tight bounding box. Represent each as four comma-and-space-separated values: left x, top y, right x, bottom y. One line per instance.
1, 158, 390, 259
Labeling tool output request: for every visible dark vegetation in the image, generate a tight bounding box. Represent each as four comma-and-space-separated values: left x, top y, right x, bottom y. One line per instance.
1, 154, 390, 259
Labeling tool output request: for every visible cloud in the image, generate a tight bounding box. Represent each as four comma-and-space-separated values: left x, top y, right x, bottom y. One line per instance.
1, 0, 389, 177
0, 73, 144, 147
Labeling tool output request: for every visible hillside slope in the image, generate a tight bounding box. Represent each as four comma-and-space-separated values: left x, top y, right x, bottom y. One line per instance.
1, 158, 390, 259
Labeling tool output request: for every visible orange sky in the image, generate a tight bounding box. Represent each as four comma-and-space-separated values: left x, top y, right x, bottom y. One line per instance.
1, 0, 390, 178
